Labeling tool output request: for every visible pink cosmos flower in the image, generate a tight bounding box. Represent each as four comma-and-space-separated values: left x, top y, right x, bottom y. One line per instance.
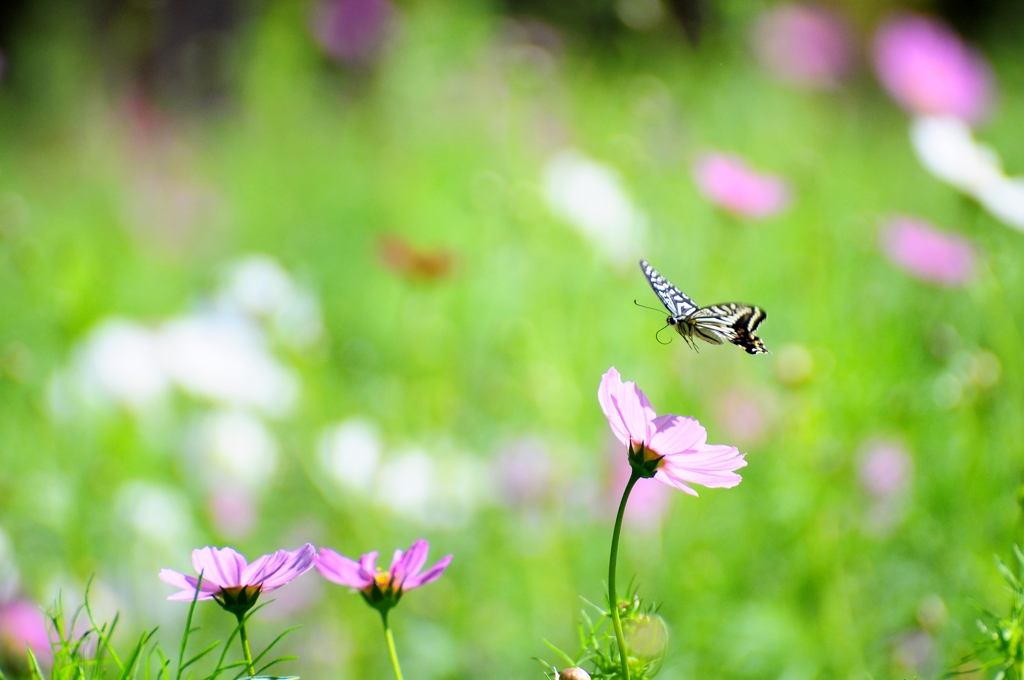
0, 599, 52, 667
859, 439, 913, 497
880, 216, 976, 287
872, 14, 993, 124
159, 544, 315, 610
315, 539, 451, 611
598, 367, 746, 496
715, 387, 772, 445
693, 153, 790, 219
313, 0, 395, 67
752, 4, 855, 89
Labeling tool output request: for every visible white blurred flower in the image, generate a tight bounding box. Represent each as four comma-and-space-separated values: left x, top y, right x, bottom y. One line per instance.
218, 255, 324, 350
542, 150, 646, 266
193, 409, 279, 491
69, 320, 171, 412
0, 526, 20, 602
376, 448, 434, 518
911, 116, 1024, 230
976, 176, 1024, 230
318, 417, 382, 494
221, 256, 295, 318
115, 482, 194, 548
374, 448, 487, 525
157, 313, 298, 418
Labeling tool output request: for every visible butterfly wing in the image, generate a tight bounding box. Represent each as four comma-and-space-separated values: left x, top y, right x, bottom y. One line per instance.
639, 260, 698, 319
688, 304, 769, 355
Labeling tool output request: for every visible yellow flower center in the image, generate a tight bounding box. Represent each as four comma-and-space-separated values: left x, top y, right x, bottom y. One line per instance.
373, 570, 392, 589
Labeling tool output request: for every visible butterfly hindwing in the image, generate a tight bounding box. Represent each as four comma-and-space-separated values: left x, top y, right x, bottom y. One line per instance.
639, 259, 697, 319
689, 304, 769, 355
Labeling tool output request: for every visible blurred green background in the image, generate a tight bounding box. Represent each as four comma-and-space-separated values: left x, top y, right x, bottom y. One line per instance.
1, 0, 1024, 677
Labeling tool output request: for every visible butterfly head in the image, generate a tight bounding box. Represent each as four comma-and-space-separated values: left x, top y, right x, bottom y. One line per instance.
666, 316, 677, 326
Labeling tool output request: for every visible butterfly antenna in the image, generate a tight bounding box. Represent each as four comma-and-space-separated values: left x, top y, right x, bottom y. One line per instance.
634, 299, 667, 315
655, 324, 673, 345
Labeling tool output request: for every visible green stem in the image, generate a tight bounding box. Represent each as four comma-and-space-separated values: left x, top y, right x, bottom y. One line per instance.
237, 615, 256, 678
381, 610, 404, 680
609, 469, 641, 680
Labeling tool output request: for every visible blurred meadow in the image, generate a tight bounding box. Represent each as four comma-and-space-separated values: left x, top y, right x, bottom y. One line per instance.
1, 0, 1024, 678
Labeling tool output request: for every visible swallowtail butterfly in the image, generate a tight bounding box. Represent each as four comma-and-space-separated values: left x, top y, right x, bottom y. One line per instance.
640, 259, 769, 355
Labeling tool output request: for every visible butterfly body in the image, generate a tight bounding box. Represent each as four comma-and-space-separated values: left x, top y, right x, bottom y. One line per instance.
640, 259, 769, 355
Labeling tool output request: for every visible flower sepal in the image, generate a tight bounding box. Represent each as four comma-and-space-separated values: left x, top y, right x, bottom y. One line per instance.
627, 442, 661, 479
359, 573, 404, 615
214, 585, 262, 618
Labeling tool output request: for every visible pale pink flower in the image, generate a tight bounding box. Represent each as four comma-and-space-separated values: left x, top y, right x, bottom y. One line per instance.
872, 14, 993, 124
880, 216, 976, 286
0, 599, 52, 667
715, 388, 772, 445
208, 487, 258, 540
693, 153, 790, 219
859, 439, 913, 497
493, 437, 555, 510
315, 539, 451, 611
598, 367, 746, 496
752, 4, 855, 88
159, 544, 315, 604
314, 0, 395, 67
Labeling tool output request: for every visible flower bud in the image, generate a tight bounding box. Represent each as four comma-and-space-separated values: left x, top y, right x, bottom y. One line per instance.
558, 668, 591, 680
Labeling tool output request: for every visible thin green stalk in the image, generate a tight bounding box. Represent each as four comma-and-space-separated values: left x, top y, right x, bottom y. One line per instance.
236, 615, 256, 678
609, 469, 641, 680
380, 611, 404, 680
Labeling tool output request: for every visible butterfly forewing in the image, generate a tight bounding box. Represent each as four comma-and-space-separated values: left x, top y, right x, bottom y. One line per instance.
639, 259, 697, 319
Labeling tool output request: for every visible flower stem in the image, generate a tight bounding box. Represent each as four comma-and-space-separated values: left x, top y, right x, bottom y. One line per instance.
236, 615, 256, 678
380, 610, 404, 680
609, 469, 641, 680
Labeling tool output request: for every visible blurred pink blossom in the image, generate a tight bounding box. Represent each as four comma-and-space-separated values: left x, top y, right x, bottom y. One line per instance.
880, 216, 976, 287
859, 439, 913, 497
752, 4, 855, 88
493, 437, 555, 510
314, 0, 395, 66
693, 153, 790, 219
0, 599, 52, 667
598, 367, 747, 497
208, 487, 257, 540
715, 388, 772, 445
872, 14, 994, 124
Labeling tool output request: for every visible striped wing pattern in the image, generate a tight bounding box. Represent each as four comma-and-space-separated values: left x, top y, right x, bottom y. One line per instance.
639, 260, 769, 355
688, 304, 768, 355
639, 259, 697, 319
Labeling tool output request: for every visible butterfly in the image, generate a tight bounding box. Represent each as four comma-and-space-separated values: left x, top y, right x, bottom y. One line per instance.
639, 259, 769, 355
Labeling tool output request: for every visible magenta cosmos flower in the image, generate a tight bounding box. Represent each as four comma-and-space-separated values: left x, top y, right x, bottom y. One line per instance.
315, 539, 451, 613
0, 599, 53, 667
872, 14, 993, 124
880, 216, 976, 287
598, 368, 746, 496
693, 153, 790, 219
159, 544, 315, 615
313, 0, 396, 67
752, 4, 855, 89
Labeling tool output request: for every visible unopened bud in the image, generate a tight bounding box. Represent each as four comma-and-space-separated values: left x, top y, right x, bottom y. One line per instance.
558, 668, 591, 680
